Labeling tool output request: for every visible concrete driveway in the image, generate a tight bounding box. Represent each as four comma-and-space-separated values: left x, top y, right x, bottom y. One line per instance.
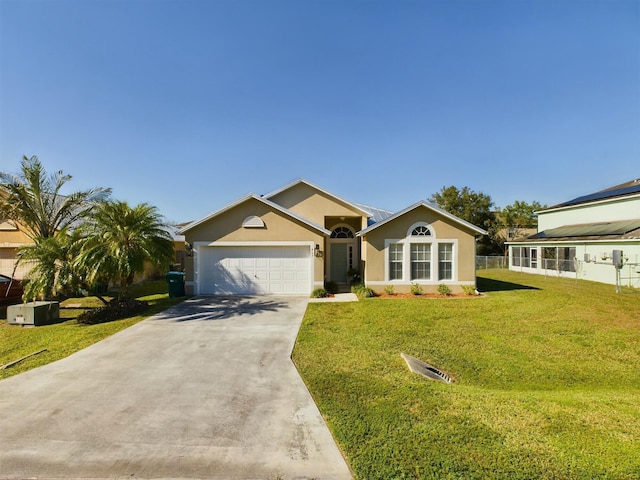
0, 296, 352, 480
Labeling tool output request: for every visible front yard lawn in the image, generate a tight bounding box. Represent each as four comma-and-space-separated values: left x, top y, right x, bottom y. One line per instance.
293, 270, 640, 479
0, 281, 186, 380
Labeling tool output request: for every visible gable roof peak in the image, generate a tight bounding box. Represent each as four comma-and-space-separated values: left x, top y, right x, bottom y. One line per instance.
358, 200, 487, 236
178, 192, 331, 236
264, 178, 373, 217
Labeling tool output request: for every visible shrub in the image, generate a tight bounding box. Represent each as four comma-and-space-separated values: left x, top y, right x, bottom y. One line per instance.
310, 288, 329, 298
384, 285, 395, 295
462, 284, 477, 295
355, 287, 377, 298
438, 283, 452, 296
324, 281, 338, 294
77, 298, 149, 325
410, 283, 423, 295
349, 282, 377, 299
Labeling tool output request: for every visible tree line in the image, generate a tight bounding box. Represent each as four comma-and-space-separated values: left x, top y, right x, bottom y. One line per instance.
0, 155, 174, 303
429, 186, 546, 256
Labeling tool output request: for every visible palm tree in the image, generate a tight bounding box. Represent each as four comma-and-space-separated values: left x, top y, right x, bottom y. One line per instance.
16, 228, 85, 301
0, 155, 111, 240
78, 201, 174, 300
1, 156, 111, 301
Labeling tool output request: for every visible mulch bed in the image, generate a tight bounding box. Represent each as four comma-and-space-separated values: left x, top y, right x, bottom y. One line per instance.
376, 292, 482, 299
77, 298, 149, 324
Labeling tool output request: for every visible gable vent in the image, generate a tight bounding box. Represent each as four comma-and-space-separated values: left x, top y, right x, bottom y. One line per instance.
242, 215, 265, 228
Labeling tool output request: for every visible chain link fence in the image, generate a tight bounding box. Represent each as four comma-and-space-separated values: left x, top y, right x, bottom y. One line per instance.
475, 256, 507, 270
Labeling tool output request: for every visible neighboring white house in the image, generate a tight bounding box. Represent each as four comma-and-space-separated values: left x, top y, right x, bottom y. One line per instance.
507, 178, 640, 289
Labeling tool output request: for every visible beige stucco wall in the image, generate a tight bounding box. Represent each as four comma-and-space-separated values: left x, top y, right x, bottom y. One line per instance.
361, 206, 479, 293
0, 221, 33, 245
269, 183, 367, 228
183, 197, 326, 291
0, 221, 34, 277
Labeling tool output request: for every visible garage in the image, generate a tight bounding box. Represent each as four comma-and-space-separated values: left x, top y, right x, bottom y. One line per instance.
198, 245, 312, 295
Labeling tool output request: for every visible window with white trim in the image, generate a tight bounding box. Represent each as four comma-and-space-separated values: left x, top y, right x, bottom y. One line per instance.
389, 243, 403, 280
331, 226, 354, 238
438, 243, 453, 280
411, 225, 431, 236
411, 243, 431, 280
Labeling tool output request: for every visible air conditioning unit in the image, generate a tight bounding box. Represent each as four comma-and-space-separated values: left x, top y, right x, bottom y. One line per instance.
7, 301, 60, 326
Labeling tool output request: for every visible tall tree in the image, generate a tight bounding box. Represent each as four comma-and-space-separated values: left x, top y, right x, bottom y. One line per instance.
0, 155, 111, 240
429, 186, 498, 254
77, 201, 174, 300
500, 200, 546, 229
495, 200, 546, 252
429, 186, 495, 227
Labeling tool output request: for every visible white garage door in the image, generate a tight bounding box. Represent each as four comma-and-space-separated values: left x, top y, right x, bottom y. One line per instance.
199, 245, 311, 295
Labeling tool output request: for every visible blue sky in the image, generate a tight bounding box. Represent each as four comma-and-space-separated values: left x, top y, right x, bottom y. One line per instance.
1, 0, 638, 224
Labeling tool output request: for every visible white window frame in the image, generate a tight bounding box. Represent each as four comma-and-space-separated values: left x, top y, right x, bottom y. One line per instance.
410, 243, 432, 280
438, 243, 454, 281
388, 243, 404, 281
407, 222, 434, 238
382, 223, 459, 284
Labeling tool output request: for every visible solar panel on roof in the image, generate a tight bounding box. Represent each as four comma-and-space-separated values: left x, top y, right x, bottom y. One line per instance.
560, 183, 640, 207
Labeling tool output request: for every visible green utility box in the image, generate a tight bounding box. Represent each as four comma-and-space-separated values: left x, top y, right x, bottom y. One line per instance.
7, 301, 60, 326
165, 271, 186, 298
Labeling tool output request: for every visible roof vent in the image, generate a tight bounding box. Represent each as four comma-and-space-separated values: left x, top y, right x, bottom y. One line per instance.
401, 352, 452, 384
242, 215, 265, 228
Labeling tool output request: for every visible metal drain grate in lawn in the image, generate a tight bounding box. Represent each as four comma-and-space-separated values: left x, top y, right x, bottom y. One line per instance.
401, 352, 452, 383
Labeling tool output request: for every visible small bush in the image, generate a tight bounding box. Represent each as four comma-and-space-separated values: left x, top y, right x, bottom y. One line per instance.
438, 283, 452, 296
410, 283, 423, 295
462, 284, 477, 295
350, 282, 366, 293
384, 285, 395, 295
355, 287, 377, 298
311, 288, 329, 298
324, 281, 338, 294
77, 298, 149, 325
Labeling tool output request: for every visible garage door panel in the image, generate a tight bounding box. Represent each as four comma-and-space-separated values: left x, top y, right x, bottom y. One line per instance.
269, 270, 283, 281
280, 257, 294, 267
200, 245, 310, 295
269, 258, 283, 268
256, 258, 269, 268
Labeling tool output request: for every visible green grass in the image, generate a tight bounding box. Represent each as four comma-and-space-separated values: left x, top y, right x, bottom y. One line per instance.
0, 281, 187, 379
293, 270, 640, 480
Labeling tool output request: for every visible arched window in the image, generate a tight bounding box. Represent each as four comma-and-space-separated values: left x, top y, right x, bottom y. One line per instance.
411, 225, 431, 236
331, 226, 354, 238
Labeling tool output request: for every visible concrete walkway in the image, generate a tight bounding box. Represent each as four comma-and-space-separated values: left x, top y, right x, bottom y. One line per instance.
0, 296, 352, 480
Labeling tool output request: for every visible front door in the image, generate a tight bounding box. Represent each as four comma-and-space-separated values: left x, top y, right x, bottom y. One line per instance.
330, 243, 349, 284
